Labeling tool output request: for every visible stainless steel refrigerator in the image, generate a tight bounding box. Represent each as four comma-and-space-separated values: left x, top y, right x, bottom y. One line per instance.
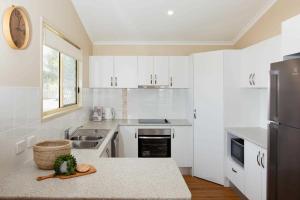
268, 58, 300, 200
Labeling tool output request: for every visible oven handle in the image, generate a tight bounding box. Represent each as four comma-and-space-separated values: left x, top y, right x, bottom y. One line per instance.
138, 136, 171, 139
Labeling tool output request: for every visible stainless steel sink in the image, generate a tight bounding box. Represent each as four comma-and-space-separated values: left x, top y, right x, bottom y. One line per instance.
70, 135, 103, 141
70, 128, 110, 149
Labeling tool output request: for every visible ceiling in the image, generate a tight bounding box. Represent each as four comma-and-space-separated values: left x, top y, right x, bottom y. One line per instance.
71, 0, 276, 45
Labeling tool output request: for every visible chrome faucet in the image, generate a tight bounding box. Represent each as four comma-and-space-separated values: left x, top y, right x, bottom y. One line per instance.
64, 126, 83, 139
64, 128, 71, 139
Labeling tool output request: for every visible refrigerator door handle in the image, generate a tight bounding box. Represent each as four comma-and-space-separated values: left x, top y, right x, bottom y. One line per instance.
270, 70, 279, 122
257, 151, 261, 166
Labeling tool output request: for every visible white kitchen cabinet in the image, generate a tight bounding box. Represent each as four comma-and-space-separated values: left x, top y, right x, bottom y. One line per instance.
282, 14, 300, 57
240, 36, 281, 88
114, 56, 138, 88
171, 126, 193, 167
100, 141, 112, 158
138, 56, 154, 86
169, 56, 190, 88
118, 126, 138, 157
226, 158, 245, 193
245, 141, 267, 200
137, 56, 169, 86
89, 56, 114, 88
154, 56, 169, 86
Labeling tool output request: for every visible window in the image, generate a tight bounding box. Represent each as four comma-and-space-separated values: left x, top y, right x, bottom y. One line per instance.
42, 45, 79, 117
42, 23, 81, 119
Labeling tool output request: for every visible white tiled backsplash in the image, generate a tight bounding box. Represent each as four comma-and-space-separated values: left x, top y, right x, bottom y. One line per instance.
93, 88, 190, 119
0, 87, 93, 179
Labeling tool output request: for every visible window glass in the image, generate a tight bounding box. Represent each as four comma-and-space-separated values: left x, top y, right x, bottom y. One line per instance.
62, 54, 77, 106
43, 45, 59, 112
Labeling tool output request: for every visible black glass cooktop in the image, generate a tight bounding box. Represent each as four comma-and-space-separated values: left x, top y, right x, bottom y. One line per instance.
138, 119, 169, 124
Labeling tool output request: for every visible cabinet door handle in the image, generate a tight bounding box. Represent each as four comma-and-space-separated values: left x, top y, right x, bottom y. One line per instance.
155, 74, 157, 85
232, 168, 237, 173
150, 74, 153, 85
257, 151, 261, 166
249, 73, 253, 86
253, 73, 256, 85
115, 77, 118, 87
135, 132, 137, 139
106, 148, 110, 157
172, 129, 175, 139
261, 153, 265, 168
111, 77, 113, 87
193, 109, 197, 119
170, 76, 173, 87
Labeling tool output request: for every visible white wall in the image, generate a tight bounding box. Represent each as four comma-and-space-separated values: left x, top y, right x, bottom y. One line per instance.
0, 87, 93, 179
93, 89, 190, 119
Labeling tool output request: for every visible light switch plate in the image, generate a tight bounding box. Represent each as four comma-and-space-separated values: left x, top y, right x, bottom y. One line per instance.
26, 135, 36, 148
15, 140, 26, 154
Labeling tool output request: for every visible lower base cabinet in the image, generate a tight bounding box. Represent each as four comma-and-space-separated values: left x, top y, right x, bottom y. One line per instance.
244, 141, 267, 200
171, 126, 193, 167
118, 126, 138, 157
118, 125, 193, 167
226, 137, 267, 200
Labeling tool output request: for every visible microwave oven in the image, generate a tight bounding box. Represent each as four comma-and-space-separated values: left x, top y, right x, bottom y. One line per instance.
231, 138, 244, 166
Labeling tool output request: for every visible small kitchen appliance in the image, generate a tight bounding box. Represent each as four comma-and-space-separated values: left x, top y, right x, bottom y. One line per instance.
102, 107, 115, 120
91, 106, 102, 122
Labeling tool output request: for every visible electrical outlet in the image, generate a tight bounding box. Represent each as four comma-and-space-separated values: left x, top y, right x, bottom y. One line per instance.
15, 140, 26, 155
26, 135, 36, 148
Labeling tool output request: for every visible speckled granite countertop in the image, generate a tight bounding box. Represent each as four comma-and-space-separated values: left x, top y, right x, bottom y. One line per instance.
0, 158, 191, 200
0, 119, 191, 200
226, 127, 268, 149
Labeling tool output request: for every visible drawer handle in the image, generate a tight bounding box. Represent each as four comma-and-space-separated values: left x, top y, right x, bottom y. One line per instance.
232, 168, 237, 173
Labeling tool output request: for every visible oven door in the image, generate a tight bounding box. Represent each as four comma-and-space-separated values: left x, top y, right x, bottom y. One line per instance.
138, 130, 171, 158
231, 139, 244, 166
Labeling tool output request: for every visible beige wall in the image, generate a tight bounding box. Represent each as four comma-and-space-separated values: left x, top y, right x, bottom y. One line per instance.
235, 0, 300, 48
93, 44, 233, 56
0, 0, 92, 87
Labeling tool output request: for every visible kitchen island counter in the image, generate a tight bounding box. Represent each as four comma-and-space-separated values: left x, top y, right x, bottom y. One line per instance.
0, 158, 191, 200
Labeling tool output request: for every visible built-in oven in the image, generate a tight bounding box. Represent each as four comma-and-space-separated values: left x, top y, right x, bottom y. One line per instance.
231, 138, 244, 166
138, 129, 171, 157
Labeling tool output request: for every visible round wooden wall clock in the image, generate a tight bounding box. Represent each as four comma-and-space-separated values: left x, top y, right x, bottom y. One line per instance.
3, 6, 31, 49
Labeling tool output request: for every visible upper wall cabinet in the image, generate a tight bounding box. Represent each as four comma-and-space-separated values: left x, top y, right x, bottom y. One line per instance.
137, 56, 169, 86
240, 36, 282, 88
89, 56, 138, 88
114, 56, 138, 88
282, 14, 300, 57
169, 56, 190, 88
89, 56, 114, 88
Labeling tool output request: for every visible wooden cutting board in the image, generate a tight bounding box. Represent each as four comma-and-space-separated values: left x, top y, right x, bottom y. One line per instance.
36, 165, 96, 181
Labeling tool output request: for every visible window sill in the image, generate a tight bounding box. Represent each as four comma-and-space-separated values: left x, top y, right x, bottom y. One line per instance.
42, 105, 82, 122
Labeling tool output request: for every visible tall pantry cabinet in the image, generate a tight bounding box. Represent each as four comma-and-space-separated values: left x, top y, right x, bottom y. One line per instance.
192, 50, 259, 185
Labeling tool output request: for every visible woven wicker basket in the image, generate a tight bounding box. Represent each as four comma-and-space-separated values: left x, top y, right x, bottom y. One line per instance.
33, 140, 72, 170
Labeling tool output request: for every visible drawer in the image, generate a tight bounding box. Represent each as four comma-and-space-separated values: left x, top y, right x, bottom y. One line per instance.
226, 158, 245, 193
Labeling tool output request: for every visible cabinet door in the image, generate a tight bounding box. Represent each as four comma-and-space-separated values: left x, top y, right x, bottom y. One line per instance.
89, 56, 114, 88
100, 143, 111, 158
261, 148, 267, 200
169, 56, 190, 88
154, 56, 169, 86
193, 51, 224, 185
138, 56, 154, 86
282, 14, 300, 56
245, 141, 262, 200
118, 126, 138, 157
241, 47, 255, 88
114, 56, 138, 88
171, 126, 193, 167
